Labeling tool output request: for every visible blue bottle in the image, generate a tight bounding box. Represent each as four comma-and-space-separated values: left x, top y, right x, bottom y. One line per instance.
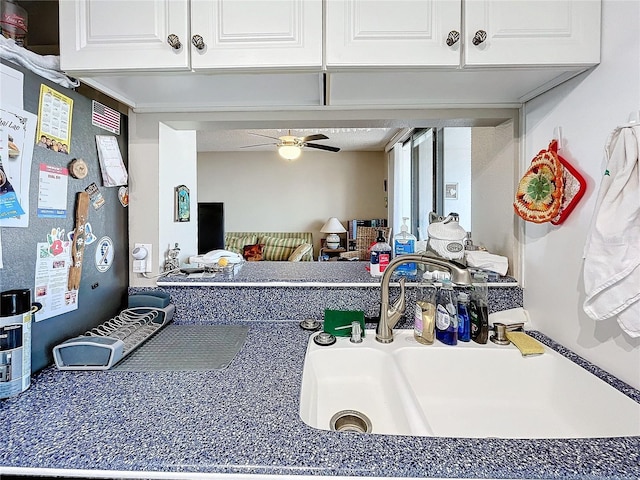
457, 292, 471, 342
435, 280, 458, 345
394, 217, 417, 276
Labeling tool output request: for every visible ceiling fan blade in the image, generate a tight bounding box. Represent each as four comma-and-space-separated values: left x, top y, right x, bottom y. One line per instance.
249, 132, 281, 141
305, 142, 341, 152
301, 134, 329, 142
240, 142, 278, 148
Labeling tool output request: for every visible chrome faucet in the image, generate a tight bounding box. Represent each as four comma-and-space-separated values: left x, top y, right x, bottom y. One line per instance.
375, 254, 472, 344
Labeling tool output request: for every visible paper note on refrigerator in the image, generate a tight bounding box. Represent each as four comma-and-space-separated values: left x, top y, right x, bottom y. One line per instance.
0, 106, 37, 228
95, 135, 127, 187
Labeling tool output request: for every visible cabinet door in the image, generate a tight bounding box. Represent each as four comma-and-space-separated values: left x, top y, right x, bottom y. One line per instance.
464, 0, 601, 67
190, 0, 322, 70
59, 0, 190, 72
325, 0, 461, 67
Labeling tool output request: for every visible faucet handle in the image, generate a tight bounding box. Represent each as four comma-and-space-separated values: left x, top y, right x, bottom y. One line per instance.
490, 322, 524, 345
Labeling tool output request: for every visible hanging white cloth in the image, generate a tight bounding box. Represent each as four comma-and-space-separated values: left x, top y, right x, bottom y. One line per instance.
583, 125, 640, 337
0, 36, 79, 89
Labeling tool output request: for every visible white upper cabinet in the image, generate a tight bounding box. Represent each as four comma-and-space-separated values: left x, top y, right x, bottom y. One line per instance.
324, 0, 600, 68
59, 0, 191, 72
58, 0, 602, 110
60, 0, 322, 73
464, 0, 601, 66
190, 0, 322, 69
325, 0, 462, 67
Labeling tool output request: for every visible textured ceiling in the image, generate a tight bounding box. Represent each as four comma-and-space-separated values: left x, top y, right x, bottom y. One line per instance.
196, 127, 401, 153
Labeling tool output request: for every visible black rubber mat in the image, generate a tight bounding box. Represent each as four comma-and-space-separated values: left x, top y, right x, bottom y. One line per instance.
113, 324, 248, 371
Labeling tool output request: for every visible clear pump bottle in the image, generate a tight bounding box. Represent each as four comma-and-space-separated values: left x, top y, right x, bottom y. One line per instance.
394, 217, 417, 276
414, 278, 436, 345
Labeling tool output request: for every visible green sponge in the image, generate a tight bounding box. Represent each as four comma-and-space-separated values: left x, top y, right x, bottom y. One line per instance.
323, 309, 365, 337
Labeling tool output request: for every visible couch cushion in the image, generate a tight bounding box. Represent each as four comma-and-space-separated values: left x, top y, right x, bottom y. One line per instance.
225, 232, 314, 261
243, 243, 264, 261
226, 235, 258, 254
261, 236, 306, 261
288, 243, 313, 262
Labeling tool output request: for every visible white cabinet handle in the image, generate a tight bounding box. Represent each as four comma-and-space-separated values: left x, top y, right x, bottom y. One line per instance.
167, 34, 182, 50
472, 30, 487, 46
446, 31, 460, 47
192, 35, 205, 50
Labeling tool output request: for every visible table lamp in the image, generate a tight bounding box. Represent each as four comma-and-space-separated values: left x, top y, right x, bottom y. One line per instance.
320, 217, 346, 249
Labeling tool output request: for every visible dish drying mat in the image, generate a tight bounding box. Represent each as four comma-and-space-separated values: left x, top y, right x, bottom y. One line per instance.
113, 325, 248, 371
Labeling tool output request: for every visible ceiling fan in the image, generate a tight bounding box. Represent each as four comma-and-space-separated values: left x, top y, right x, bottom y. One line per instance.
242, 131, 341, 160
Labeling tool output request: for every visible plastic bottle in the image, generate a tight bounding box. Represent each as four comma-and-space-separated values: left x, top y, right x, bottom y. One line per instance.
435, 280, 457, 345
0, 0, 28, 47
469, 272, 489, 344
414, 278, 436, 345
369, 230, 392, 277
457, 292, 471, 342
394, 217, 417, 276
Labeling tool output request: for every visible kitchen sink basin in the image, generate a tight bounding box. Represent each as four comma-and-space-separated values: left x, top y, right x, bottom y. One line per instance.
299, 330, 640, 438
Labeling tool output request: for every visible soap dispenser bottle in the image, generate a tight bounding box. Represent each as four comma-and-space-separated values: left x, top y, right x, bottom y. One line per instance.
469, 272, 489, 344
394, 217, 417, 276
435, 280, 458, 345
414, 277, 437, 345
369, 230, 392, 277
457, 292, 471, 342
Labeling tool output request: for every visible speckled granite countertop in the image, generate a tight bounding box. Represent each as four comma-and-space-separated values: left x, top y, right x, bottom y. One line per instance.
157, 261, 519, 286
1, 322, 639, 479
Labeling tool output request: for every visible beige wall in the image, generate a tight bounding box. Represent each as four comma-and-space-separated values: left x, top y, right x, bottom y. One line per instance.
197, 150, 388, 254
471, 120, 520, 278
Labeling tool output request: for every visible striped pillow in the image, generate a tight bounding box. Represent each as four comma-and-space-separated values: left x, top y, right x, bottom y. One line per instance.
226, 235, 258, 254
288, 243, 313, 262
260, 236, 306, 261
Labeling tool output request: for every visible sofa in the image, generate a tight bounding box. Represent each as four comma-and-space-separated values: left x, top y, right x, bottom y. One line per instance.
225, 232, 314, 261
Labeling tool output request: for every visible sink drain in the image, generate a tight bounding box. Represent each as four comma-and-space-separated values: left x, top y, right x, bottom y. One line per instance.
330, 410, 372, 433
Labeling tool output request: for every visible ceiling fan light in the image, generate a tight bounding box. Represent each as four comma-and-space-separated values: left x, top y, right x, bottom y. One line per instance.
278, 144, 301, 160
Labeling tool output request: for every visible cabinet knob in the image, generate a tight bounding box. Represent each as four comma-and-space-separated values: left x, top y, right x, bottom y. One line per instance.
192, 34, 206, 50
446, 30, 460, 47
472, 30, 487, 46
167, 34, 182, 50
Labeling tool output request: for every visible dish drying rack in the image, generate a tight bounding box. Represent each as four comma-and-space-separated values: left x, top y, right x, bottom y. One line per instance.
53, 293, 174, 370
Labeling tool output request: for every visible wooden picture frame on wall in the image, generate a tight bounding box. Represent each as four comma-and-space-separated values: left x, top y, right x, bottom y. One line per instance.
175, 185, 190, 222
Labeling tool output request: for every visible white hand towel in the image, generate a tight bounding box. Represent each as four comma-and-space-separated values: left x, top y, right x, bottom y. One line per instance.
488, 307, 530, 327
465, 250, 509, 276
0, 37, 79, 89
583, 125, 640, 337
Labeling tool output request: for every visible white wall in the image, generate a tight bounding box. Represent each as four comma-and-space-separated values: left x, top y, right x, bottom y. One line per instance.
158, 124, 198, 267
128, 116, 198, 286
197, 150, 388, 254
128, 112, 160, 287
523, 0, 640, 389
443, 128, 472, 231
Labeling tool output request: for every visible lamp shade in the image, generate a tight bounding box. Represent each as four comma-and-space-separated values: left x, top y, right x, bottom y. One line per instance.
320, 217, 346, 234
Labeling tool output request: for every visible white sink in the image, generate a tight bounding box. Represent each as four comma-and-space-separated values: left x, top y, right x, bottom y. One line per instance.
299, 330, 640, 438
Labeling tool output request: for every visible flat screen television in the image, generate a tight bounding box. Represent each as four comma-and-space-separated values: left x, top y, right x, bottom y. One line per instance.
197, 202, 224, 254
